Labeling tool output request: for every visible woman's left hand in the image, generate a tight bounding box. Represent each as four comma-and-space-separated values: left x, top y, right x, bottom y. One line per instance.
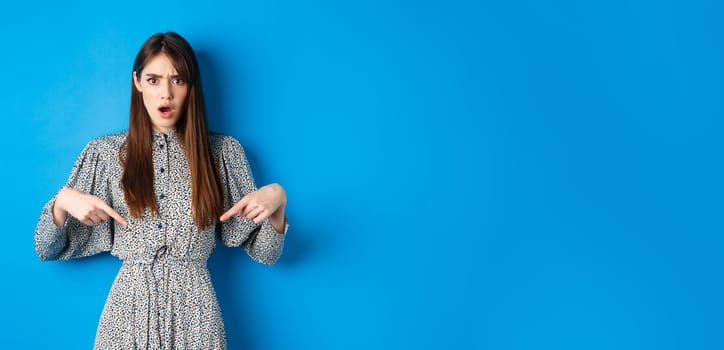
220, 183, 287, 225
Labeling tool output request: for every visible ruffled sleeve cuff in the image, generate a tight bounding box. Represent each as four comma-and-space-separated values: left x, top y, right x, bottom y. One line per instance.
34, 196, 67, 261
243, 218, 286, 266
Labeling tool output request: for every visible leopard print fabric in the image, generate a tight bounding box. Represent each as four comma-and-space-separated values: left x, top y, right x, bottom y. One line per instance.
35, 130, 286, 349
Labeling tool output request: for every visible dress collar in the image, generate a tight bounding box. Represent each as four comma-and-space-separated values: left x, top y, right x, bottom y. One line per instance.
152, 129, 177, 140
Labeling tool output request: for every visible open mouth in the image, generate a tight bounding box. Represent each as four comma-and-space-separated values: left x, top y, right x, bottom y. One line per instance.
158, 105, 174, 118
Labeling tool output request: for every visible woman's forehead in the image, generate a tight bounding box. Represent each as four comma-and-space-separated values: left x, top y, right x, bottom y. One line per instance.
141, 54, 181, 75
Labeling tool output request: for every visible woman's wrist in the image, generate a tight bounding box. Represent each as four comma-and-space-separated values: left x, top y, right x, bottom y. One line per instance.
52, 189, 69, 227
270, 184, 287, 233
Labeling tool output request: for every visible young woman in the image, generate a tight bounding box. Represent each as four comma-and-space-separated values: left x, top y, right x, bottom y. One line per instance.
34, 32, 288, 349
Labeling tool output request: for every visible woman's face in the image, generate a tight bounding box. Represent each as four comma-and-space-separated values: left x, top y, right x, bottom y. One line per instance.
133, 54, 189, 133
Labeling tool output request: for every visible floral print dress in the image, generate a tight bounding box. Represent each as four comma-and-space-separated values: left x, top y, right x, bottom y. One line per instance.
34, 130, 286, 349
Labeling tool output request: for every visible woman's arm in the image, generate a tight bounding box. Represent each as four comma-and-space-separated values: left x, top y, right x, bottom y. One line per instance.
53, 188, 127, 227
35, 137, 126, 261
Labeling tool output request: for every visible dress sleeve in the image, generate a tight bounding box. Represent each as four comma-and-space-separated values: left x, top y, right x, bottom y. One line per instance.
34, 140, 115, 261
217, 136, 286, 266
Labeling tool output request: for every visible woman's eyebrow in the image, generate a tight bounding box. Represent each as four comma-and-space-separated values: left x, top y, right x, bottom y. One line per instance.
144, 73, 182, 78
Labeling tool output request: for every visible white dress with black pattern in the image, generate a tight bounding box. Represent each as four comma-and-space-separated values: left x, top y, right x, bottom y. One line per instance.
34, 131, 286, 349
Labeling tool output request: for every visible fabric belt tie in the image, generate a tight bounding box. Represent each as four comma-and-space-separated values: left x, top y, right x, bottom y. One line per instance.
123, 246, 206, 349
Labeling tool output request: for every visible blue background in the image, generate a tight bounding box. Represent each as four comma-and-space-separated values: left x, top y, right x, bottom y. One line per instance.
1, 0, 722, 349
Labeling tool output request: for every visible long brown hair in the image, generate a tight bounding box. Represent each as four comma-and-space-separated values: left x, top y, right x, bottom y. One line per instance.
121, 32, 223, 230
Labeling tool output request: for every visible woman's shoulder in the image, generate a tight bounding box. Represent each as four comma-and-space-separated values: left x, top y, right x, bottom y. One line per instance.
209, 132, 244, 152
84, 131, 128, 154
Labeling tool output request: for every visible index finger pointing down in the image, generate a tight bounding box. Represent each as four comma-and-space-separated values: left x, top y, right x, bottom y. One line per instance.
97, 202, 128, 227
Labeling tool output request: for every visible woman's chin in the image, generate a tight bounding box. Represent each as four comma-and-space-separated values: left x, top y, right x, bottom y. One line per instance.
150, 117, 178, 132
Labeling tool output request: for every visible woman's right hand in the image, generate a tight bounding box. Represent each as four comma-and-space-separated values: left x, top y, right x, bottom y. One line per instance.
53, 188, 128, 227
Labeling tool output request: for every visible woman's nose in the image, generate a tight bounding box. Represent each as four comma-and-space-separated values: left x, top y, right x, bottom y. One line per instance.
161, 81, 173, 100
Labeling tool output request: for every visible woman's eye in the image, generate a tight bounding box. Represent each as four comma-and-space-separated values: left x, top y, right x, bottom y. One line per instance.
147, 78, 157, 84
173, 78, 185, 85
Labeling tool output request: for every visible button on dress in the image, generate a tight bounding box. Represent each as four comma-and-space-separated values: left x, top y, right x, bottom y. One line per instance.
34, 131, 286, 349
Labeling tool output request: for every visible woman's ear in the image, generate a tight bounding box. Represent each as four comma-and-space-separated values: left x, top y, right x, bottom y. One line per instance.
133, 71, 143, 92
